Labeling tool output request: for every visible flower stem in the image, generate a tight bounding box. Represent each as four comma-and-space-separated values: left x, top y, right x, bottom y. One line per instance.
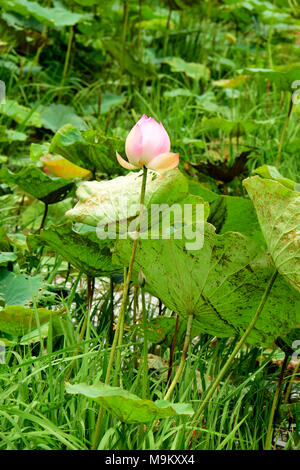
108, 277, 114, 345
59, 26, 74, 102
275, 93, 293, 167
91, 166, 148, 449
167, 314, 180, 385
283, 360, 300, 404
264, 353, 290, 450
163, 7, 172, 56
141, 287, 148, 399
164, 314, 194, 401
191, 269, 278, 426
118, 0, 129, 92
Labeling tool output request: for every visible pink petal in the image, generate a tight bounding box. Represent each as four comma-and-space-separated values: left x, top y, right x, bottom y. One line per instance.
125, 123, 143, 165
139, 118, 170, 164
158, 122, 171, 154
136, 114, 148, 125
116, 152, 139, 170
147, 152, 179, 172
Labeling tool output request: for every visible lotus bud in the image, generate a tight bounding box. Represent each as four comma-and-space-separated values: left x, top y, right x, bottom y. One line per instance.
116, 114, 179, 173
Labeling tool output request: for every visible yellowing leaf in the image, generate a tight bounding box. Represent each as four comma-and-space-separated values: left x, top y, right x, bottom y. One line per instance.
40, 155, 91, 180
213, 75, 248, 88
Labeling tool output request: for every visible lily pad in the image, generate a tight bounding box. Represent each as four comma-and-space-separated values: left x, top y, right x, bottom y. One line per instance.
0, 305, 65, 336
29, 223, 122, 278
244, 175, 300, 292
114, 224, 300, 346
30, 142, 50, 161
162, 57, 210, 81
253, 165, 300, 192
199, 117, 260, 136
0, 99, 41, 127
65, 169, 189, 231
65, 382, 194, 424
0, 166, 74, 204
40, 104, 87, 133
49, 124, 123, 175
0, 268, 43, 306
241, 67, 300, 92
0, 252, 17, 266
208, 195, 265, 248
0, 0, 90, 28
189, 181, 219, 203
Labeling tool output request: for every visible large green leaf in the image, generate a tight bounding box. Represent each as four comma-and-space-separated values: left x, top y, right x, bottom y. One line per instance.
29, 223, 122, 278
161, 57, 210, 81
65, 382, 194, 424
0, 252, 17, 267
65, 169, 189, 230
244, 175, 300, 292
242, 67, 300, 92
0, 128, 27, 142
19, 316, 67, 345
49, 124, 122, 175
0, 305, 64, 336
0, 99, 41, 127
199, 117, 260, 136
253, 165, 300, 192
83, 93, 125, 116
40, 104, 87, 134
0, 268, 42, 306
208, 195, 265, 248
21, 198, 73, 231
114, 224, 300, 346
0, 166, 74, 204
0, 0, 90, 28
189, 181, 219, 204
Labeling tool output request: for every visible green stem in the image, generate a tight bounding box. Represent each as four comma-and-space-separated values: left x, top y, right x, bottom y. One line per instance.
164, 314, 194, 401
137, 0, 142, 61
141, 288, 148, 399
118, 0, 129, 92
191, 270, 278, 425
38, 202, 48, 233
275, 93, 293, 167
264, 354, 290, 450
59, 26, 74, 101
91, 166, 148, 450
167, 314, 180, 385
108, 277, 114, 345
283, 360, 300, 405
163, 8, 172, 56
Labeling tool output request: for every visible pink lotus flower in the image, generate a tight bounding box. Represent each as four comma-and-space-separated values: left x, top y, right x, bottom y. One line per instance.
116, 114, 179, 172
